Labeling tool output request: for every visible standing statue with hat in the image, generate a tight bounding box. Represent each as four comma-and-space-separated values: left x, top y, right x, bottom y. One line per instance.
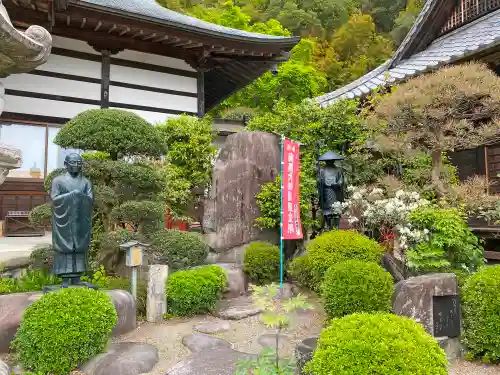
317, 151, 346, 231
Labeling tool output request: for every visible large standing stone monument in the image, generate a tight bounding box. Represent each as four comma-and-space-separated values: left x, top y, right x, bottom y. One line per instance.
393, 273, 462, 360
203, 132, 280, 260
0, 0, 52, 183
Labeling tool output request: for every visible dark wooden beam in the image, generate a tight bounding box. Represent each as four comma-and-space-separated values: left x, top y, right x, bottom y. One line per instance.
101, 49, 111, 108
197, 71, 205, 118
51, 25, 194, 61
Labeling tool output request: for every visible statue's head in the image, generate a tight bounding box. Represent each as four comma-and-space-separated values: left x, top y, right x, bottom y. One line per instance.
64, 153, 83, 176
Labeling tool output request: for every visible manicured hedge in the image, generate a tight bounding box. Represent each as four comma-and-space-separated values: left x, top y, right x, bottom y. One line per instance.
305, 313, 448, 375
166, 265, 226, 316
243, 241, 280, 285
321, 260, 394, 319
13, 288, 117, 375
462, 265, 500, 363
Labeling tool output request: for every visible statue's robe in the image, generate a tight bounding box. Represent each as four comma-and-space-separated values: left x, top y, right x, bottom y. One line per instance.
50, 173, 93, 277
318, 166, 345, 216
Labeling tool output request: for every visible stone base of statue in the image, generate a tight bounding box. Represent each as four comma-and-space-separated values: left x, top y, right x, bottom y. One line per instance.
43, 282, 98, 294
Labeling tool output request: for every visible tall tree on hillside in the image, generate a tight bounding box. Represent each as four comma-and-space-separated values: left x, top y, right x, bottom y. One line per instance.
391, 0, 425, 46
368, 63, 500, 196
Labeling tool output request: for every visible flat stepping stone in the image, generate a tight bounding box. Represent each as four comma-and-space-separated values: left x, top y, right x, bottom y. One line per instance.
193, 319, 231, 334
166, 348, 257, 375
215, 296, 262, 320
258, 333, 290, 349
182, 333, 232, 352
80, 342, 158, 375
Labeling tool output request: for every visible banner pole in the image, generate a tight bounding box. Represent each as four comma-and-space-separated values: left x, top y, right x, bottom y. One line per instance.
279, 134, 285, 289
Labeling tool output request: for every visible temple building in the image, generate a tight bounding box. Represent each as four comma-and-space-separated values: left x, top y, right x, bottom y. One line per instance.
0, 0, 299, 218
316, 0, 500, 194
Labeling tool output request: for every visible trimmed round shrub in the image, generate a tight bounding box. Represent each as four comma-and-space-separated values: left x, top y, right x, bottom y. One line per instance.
111, 200, 164, 234
305, 313, 448, 375
54, 109, 164, 159
13, 288, 117, 375
306, 230, 384, 290
29, 245, 54, 271
151, 229, 209, 270
288, 255, 312, 287
28, 203, 52, 229
321, 260, 394, 319
243, 242, 280, 285
166, 265, 226, 316
462, 265, 500, 362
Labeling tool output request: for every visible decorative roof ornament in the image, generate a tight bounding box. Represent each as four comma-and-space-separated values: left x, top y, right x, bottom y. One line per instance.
0, 0, 52, 77
0, 0, 52, 183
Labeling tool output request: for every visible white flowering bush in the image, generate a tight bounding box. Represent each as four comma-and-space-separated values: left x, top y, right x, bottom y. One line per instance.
341, 186, 430, 260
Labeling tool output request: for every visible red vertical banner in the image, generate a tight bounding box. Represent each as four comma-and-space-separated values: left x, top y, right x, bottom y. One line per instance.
282, 138, 303, 240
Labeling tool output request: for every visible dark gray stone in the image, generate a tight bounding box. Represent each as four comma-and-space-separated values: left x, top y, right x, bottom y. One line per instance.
80, 342, 158, 375
215, 296, 262, 320
193, 319, 231, 334
295, 337, 318, 375
257, 333, 290, 349
0, 289, 136, 353
166, 348, 256, 375
392, 273, 458, 336
437, 337, 464, 362
202, 132, 280, 252
217, 263, 247, 297
182, 333, 232, 352
106, 289, 137, 336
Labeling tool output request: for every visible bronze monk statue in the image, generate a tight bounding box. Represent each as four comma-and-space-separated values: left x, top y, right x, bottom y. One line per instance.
50, 153, 94, 288
317, 151, 346, 231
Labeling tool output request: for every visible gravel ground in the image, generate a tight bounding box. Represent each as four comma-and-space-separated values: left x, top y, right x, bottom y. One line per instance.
449, 361, 500, 375
114, 295, 326, 375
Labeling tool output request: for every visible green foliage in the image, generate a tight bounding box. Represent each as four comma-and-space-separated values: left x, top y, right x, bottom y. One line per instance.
306, 230, 385, 290
0, 269, 61, 295
250, 99, 361, 232
235, 348, 295, 375
28, 203, 52, 228
321, 260, 393, 319
243, 242, 281, 285
54, 109, 164, 160
391, 0, 424, 46
305, 313, 448, 375
29, 245, 54, 271
110, 200, 164, 234
166, 265, 227, 316
156, 115, 216, 219
150, 229, 209, 270
236, 283, 313, 375
288, 255, 315, 289
96, 229, 139, 271
462, 266, 500, 363
12, 288, 117, 375
407, 207, 484, 273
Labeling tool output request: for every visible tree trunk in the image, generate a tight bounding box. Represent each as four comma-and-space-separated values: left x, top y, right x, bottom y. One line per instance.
431, 150, 447, 197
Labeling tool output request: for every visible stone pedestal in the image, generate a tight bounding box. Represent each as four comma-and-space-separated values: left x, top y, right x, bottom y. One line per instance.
392, 273, 459, 336
0, 289, 136, 353
147, 265, 168, 323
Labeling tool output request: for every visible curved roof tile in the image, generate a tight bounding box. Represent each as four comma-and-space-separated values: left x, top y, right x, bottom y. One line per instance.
317, 4, 500, 106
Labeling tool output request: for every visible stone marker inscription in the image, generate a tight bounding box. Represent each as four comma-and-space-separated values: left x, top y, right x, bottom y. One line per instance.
433, 295, 460, 338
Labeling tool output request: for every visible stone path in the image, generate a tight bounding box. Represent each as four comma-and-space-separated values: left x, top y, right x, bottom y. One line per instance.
114, 295, 326, 375
0, 233, 51, 263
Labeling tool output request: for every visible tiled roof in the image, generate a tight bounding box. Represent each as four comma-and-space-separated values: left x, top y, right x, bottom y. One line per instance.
316, 6, 500, 106
78, 0, 298, 43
